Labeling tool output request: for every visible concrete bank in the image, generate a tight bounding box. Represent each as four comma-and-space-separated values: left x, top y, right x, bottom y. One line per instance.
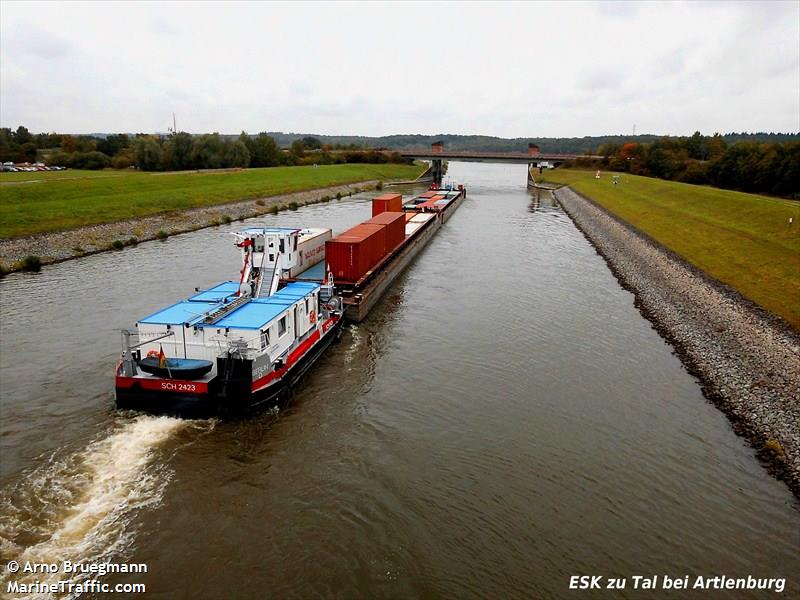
554, 186, 800, 498
0, 180, 383, 273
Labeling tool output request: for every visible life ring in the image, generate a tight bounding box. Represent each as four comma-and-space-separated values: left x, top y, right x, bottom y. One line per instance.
309, 311, 317, 324
146, 349, 159, 359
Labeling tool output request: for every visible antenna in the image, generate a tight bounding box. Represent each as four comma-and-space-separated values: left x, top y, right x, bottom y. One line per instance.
173, 113, 177, 133
632, 123, 636, 137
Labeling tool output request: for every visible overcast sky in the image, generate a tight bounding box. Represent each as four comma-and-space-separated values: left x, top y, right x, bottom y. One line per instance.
1, 1, 798, 137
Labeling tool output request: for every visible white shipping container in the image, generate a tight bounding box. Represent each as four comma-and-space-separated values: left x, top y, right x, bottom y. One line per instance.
405, 222, 423, 236
410, 213, 435, 224
291, 228, 331, 277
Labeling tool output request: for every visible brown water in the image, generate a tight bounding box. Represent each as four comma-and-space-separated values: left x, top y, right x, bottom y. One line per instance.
1, 163, 797, 599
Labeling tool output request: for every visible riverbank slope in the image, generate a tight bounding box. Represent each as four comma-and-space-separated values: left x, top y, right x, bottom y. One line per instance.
554, 186, 800, 498
538, 169, 800, 330
0, 163, 423, 272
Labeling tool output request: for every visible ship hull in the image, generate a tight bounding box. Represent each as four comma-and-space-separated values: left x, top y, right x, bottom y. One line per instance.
115, 316, 344, 418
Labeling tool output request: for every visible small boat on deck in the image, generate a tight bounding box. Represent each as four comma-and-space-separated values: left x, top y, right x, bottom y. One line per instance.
137, 356, 214, 380
115, 227, 344, 417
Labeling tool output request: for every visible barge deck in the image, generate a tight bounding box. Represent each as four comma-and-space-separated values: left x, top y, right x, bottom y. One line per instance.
342, 187, 466, 321
287, 186, 466, 322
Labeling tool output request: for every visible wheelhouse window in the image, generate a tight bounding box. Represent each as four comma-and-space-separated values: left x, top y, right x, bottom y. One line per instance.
260, 329, 270, 349
278, 316, 287, 337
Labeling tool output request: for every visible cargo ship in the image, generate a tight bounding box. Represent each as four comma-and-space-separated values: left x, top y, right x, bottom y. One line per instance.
115, 183, 465, 415
290, 183, 466, 321
115, 227, 344, 416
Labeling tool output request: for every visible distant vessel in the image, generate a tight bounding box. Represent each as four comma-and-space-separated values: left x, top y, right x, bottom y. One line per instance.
115, 227, 344, 416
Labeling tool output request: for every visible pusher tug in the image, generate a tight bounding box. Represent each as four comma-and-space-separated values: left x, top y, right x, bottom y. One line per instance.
115, 227, 344, 417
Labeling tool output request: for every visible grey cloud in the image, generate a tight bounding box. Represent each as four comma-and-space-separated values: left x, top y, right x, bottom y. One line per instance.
595, 1, 638, 19
15, 25, 71, 60
151, 16, 182, 36
579, 67, 625, 92
0, 1, 797, 137
654, 50, 688, 78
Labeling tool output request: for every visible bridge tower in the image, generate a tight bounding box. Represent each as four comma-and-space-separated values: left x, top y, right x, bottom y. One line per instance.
431, 141, 444, 184
526, 143, 541, 188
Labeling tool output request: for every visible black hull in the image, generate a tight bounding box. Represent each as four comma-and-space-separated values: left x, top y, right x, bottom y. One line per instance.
116, 318, 344, 418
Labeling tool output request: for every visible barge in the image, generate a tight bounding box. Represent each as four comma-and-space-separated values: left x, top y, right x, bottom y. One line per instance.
115, 227, 344, 416
115, 184, 465, 415
289, 184, 466, 322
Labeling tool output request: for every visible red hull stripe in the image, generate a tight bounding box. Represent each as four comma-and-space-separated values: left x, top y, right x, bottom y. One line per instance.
115, 376, 209, 394
251, 316, 338, 392
114, 315, 339, 396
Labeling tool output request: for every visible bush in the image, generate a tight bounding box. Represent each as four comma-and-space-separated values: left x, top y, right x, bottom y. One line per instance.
111, 239, 125, 250
255, 199, 265, 206
223, 215, 233, 224
288, 201, 299, 211
19, 255, 41, 271
375, 181, 383, 190
764, 439, 786, 458
112, 151, 134, 170
69, 151, 112, 170
335, 191, 342, 200
72, 246, 84, 254
45, 151, 71, 168
128, 236, 138, 246
156, 229, 169, 240
678, 161, 708, 185
320, 195, 331, 202
0, 262, 8, 277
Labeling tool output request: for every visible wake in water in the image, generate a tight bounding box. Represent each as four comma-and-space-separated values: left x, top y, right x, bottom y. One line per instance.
0, 414, 212, 597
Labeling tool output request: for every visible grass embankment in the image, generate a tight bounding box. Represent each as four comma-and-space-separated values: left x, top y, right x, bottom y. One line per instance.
0, 163, 424, 239
0, 169, 133, 182
537, 169, 800, 329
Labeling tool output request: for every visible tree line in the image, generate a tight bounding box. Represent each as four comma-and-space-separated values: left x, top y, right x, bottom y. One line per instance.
264, 131, 799, 154
2, 126, 796, 198
0, 127, 408, 171
569, 132, 799, 198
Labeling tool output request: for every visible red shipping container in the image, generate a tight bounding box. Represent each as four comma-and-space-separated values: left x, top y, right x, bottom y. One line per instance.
372, 193, 403, 216
420, 191, 437, 198
366, 211, 406, 251
404, 212, 415, 222
418, 198, 448, 211
326, 224, 386, 283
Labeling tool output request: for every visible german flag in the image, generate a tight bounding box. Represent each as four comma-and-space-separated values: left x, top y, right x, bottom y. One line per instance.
158, 345, 167, 369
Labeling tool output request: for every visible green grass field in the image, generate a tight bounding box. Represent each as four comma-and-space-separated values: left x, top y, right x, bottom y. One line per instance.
0, 163, 423, 239
0, 169, 134, 182
536, 169, 800, 329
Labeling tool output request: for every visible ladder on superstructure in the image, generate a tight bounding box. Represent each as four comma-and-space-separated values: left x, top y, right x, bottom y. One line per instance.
202, 295, 250, 325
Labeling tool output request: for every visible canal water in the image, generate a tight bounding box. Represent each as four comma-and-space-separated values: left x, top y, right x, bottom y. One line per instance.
1, 163, 797, 598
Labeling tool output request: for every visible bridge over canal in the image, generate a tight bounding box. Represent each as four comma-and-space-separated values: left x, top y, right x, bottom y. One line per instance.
399, 142, 603, 186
